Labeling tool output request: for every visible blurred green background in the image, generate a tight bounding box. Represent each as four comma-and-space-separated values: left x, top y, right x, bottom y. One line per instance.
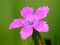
0, 0, 60, 45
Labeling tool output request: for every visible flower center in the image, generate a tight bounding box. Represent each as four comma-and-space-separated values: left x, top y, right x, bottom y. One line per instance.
26, 16, 36, 26
27, 19, 34, 25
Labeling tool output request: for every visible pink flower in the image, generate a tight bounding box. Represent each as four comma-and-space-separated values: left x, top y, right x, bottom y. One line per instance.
9, 6, 50, 40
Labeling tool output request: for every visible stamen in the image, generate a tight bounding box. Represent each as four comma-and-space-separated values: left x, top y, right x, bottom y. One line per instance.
28, 20, 34, 25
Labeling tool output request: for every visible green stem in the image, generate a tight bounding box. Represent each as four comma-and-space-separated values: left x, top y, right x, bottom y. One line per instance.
32, 29, 42, 45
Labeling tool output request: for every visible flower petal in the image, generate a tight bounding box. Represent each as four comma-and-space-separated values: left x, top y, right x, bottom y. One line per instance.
20, 26, 33, 40
9, 19, 25, 29
20, 6, 34, 18
34, 6, 50, 21
33, 21, 49, 32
